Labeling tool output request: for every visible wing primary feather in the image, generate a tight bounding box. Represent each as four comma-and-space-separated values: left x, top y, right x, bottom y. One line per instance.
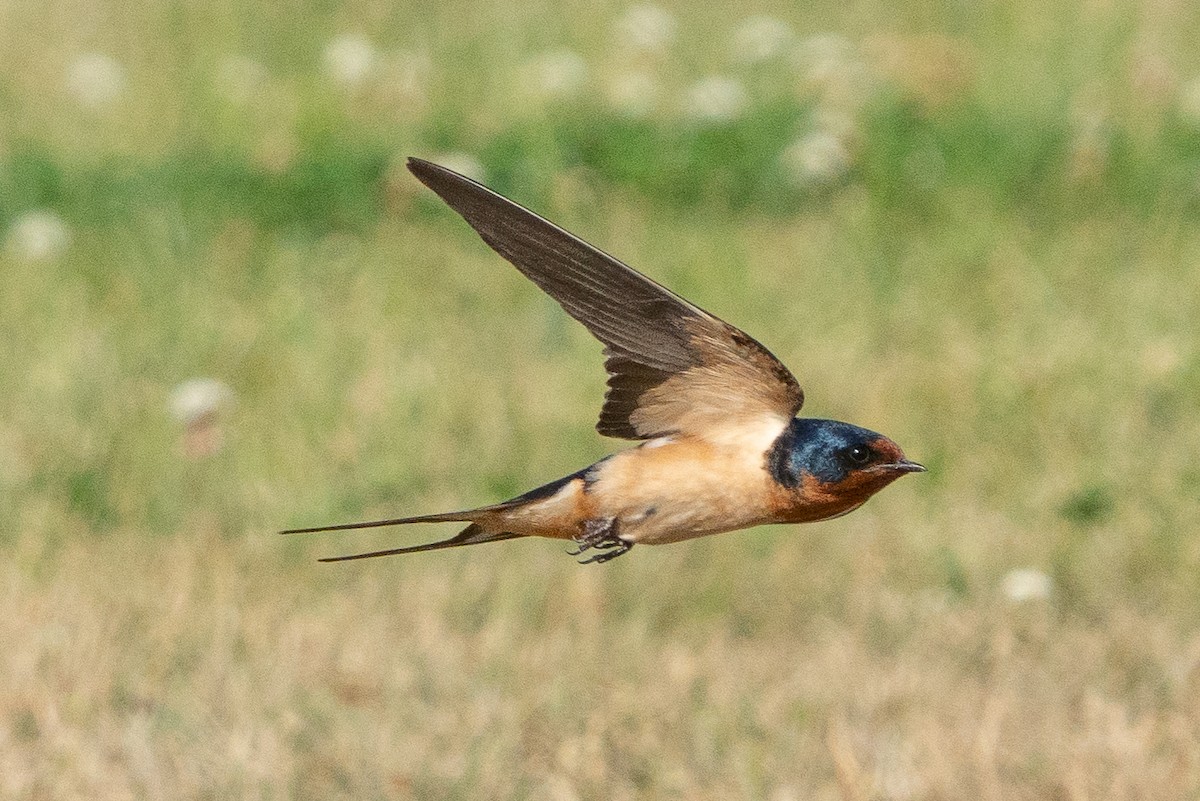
407, 158, 704, 368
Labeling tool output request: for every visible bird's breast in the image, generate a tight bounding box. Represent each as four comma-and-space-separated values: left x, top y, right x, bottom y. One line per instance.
584, 437, 778, 544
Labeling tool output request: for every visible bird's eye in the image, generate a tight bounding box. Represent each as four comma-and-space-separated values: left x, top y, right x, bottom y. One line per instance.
846, 446, 871, 466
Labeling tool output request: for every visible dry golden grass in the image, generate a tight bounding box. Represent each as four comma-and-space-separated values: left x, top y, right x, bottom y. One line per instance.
6, 516, 1200, 799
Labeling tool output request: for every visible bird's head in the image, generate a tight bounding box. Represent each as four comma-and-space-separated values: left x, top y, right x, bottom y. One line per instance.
766, 418, 924, 520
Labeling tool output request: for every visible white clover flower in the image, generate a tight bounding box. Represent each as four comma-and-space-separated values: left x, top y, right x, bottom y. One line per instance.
169, 378, 235, 426
5, 210, 71, 263
792, 33, 855, 84
1178, 75, 1200, 126
323, 34, 377, 87
780, 130, 850, 186
1001, 568, 1053, 603
523, 49, 588, 99
216, 55, 267, 105
1141, 339, 1183, 378
731, 15, 795, 65
429, 152, 486, 182
615, 4, 678, 52
683, 75, 748, 123
66, 53, 127, 109
605, 69, 660, 117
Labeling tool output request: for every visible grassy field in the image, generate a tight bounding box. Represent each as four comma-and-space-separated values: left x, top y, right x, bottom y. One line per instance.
4, 0, 1200, 797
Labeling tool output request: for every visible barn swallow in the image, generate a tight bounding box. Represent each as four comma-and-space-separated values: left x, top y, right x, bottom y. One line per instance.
282, 157, 924, 564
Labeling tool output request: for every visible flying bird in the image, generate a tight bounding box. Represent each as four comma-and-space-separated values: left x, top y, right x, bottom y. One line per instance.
283, 158, 924, 564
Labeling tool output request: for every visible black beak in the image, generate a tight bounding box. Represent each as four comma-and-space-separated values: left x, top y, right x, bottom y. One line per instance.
873, 459, 925, 474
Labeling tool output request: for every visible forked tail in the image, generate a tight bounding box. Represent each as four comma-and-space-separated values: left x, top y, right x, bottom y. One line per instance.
281, 511, 520, 562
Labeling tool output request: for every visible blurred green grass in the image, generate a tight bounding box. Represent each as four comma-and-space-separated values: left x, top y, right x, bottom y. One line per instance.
3, 0, 1200, 797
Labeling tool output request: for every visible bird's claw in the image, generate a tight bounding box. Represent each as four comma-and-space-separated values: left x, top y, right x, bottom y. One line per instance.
569, 518, 633, 564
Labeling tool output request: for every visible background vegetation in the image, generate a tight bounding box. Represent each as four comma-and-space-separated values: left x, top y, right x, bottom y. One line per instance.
3, 0, 1200, 797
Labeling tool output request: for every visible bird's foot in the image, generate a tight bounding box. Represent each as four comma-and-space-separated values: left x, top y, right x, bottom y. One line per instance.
568, 518, 633, 564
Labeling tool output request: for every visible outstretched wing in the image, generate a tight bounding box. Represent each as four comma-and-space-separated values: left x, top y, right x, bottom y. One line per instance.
407, 158, 804, 441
